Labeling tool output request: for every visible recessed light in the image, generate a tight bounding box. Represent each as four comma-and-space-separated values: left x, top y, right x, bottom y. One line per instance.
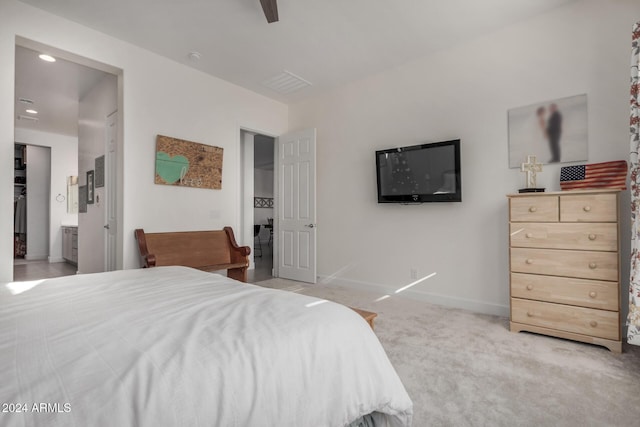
25, 109, 38, 114
39, 54, 56, 62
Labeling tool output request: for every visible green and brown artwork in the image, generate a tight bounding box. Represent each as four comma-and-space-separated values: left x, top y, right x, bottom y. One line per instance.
154, 135, 223, 189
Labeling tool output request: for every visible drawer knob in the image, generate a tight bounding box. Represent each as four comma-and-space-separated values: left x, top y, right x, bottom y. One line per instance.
526, 284, 533, 291
525, 233, 533, 238
589, 262, 597, 269
590, 320, 598, 328
529, 206, 537, 213
525, 259, 534, 265
583, 206, 592, 212
526, 311, 533, 317
588, 234, 596, 241
589, 291, 597, 298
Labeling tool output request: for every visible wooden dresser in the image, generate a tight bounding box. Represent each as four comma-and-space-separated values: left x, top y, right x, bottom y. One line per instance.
507, 189, 621, 352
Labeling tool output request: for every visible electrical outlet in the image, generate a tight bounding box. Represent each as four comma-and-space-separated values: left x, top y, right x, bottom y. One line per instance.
410, 268, 418, 280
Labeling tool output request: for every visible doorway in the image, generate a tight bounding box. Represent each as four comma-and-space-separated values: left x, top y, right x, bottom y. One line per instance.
12, 40, 121, 281
241, 130, 276, 283
253, 134, 275, 282
241, 128, 318, 284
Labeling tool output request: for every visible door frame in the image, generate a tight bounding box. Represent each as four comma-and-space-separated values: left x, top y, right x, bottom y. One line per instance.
104, 110, 118, 271
14, 37, 125, 276
239, 127, 280, 278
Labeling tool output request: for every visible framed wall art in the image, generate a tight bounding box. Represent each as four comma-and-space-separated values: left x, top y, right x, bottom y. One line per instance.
95, 155, 105, 188
508, 94, 588, 168
79, 185, 87, 213
154, 135, 223, 189
87, 170, 94, 204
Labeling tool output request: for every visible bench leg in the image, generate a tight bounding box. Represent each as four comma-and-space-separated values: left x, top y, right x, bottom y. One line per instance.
228, 267, 247, 283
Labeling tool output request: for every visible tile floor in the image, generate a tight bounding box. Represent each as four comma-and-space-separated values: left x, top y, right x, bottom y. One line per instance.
247, 241, 273, 283
12, 245, 272, 283
13, 258, 77, 282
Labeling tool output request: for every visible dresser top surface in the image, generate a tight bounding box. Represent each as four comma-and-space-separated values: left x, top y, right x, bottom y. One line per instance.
507, 189, 622, 198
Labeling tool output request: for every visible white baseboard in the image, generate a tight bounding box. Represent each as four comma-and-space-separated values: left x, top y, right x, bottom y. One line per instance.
24, 254, 47, 261
317, 274, 509, 318
48, 257, 65, 263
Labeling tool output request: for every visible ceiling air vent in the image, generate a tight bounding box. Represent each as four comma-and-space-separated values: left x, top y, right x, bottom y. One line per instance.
18, 97, 34, 105
262, 70, 311, 94
18, 115, 39, 122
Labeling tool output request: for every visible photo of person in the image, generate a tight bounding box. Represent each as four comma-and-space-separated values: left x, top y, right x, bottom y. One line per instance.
508, 94, 587, 168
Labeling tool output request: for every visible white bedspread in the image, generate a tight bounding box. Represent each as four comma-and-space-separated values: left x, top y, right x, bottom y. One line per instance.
0, 267, 412, 427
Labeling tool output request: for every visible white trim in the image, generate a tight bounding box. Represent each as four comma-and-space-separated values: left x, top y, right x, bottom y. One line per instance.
24, 254, 48, 261
317, 274, 509, 317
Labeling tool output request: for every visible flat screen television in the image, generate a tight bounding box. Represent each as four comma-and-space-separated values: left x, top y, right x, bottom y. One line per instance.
376, 139, 461, 203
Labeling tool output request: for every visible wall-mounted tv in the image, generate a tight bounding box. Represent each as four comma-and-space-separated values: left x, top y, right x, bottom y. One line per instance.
376, 139, 461, 203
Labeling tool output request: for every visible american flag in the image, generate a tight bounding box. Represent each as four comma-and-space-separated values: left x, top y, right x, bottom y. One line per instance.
560, 161, 627, 190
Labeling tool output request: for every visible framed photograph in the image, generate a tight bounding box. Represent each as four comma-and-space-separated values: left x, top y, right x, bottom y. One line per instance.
79, 185, 87, 213
95, 155, 105, 188
87, 170, 94, 204
508, 94, 588, 168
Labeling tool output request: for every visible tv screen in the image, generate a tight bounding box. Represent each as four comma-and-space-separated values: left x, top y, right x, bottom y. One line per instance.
376, 139, 461, 203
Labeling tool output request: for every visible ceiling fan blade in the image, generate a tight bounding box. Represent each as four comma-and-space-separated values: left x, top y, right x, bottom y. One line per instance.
260, 0, 279, 23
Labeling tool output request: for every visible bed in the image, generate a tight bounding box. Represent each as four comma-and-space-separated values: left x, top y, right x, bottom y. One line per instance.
0, 266, 412, 426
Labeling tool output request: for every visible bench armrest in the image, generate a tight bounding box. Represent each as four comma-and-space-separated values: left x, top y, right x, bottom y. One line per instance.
134, 228, 157, 268
224, 226, 251, 264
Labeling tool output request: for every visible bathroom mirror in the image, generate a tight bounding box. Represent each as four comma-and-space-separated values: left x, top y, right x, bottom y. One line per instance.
67, 176, 79, 214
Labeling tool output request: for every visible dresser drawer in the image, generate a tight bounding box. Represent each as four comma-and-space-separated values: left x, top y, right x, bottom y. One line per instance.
510, 273, 618, 311
511, 298, 619, 340
560, 193, 617, 222
510, 196, 558, 222
509, 223, 617, 251
510, 248, 618, 281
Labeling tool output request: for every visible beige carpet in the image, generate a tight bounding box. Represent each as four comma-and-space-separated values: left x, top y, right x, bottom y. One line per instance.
254, 277, 640, 427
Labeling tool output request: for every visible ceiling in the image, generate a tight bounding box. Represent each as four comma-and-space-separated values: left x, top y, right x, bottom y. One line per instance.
18, 0, 576, 105
15, 45, 110, 136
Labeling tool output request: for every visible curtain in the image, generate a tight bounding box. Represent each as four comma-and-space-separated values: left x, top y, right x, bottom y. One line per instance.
628, 22, 640, 346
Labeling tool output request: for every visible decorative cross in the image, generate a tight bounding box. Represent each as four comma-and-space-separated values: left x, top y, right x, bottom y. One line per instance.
521, 155, 543, 188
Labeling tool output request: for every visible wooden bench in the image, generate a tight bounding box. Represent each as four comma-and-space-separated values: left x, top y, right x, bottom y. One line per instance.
134, 227, 251, 282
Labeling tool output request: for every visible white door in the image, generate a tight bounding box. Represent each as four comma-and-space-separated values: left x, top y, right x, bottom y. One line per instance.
104, 111, 117, 271
277, 128, 317, 283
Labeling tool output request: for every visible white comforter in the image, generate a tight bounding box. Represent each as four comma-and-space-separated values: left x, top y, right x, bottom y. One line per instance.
0, 267, 412, 427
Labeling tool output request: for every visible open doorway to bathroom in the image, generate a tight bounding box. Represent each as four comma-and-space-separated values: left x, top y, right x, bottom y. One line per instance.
12, 41, 119, 282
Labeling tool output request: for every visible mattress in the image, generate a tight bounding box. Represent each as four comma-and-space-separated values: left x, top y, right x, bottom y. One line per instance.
0, 266, 412, 426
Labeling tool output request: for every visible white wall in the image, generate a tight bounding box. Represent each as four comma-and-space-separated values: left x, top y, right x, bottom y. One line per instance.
24, 145, 50, 260
289, 0, 640, 316
14, 128, 78, 263
78, 74, 117, 274
0, 0, 288, 280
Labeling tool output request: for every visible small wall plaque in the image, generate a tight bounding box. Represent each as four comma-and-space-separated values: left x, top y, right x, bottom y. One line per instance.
79, 185, 87, 213
95, 155, 105, 188
87, 170, 94, 204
